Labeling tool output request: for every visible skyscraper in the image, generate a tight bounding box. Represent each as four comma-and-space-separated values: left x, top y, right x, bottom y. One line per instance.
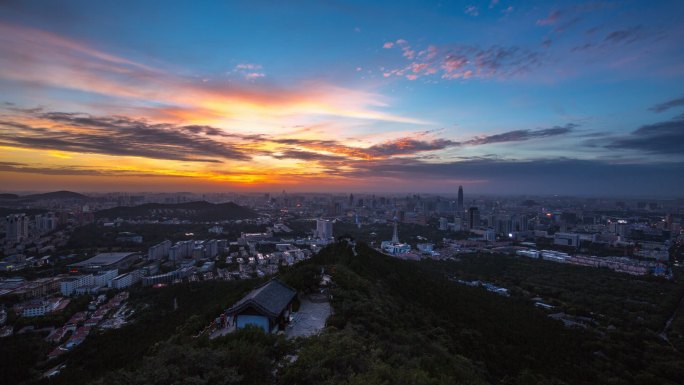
457, 185, 464, 214
5, 214, 29, 243
468, 207, 480, 230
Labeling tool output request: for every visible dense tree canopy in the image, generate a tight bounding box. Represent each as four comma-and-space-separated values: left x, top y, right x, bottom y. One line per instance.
6, 241, 684, 385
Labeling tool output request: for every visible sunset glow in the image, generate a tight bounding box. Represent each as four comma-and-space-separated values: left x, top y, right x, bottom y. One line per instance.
1, 1, 684, 195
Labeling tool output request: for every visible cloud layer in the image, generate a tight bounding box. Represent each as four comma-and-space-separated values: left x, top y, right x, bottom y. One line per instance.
649, 96, 684, 113
0, 107, 579, 166
381, 39, 543, 81
604, 115, 684, 155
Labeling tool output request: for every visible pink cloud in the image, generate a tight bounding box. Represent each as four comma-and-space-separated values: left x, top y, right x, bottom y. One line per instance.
402, 48, 416, 60
406, 74, 418, 80
0, 23, 429, 126
396, 39, 408, 45
464, 5, 479, 16
383, 42, 394, 49
235, 63, 262, 70
380, 40, 541, 82
425, 45, 438, 60
234, 63, 266, 80
442, 56, 467, 73
537, 10, 561, 26
411, 63, 429, 73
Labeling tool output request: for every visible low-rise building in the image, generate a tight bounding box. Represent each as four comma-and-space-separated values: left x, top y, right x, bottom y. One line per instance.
60, 274, 94, 296
554, 232, 581, 248
68, 252, 140, 273
20, 298, 63, 317
109, 270, 142, 289
93, 270, 118, 287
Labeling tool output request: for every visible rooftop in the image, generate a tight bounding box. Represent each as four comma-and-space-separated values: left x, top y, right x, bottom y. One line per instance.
68, 252, 139, 268
226, 278, 296, 318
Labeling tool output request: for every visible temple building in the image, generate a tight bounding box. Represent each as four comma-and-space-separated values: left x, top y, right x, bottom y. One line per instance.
225, 278, 297, 333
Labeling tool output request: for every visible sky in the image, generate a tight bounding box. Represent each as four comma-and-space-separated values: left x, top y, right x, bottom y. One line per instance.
1, 0, 684, 196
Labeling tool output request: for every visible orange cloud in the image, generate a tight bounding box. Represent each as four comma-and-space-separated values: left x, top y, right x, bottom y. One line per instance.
0, 22, 428, 130
0, 23, 458, 191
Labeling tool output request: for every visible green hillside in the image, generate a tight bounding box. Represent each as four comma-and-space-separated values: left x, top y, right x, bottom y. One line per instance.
10, 241, 684, 385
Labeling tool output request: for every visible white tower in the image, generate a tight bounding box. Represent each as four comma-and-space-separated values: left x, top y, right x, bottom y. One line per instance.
392, 219, 399, 243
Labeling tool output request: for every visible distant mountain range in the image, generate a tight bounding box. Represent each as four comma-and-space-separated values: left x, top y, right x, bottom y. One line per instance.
0, 190, 88, 201
95, 200, 258, 221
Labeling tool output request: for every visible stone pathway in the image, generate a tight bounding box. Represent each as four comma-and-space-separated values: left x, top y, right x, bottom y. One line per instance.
285, 296, 331, 339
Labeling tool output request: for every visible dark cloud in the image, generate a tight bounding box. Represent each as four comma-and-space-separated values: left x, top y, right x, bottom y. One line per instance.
649, 96, 684, 113
271, 150, 347, 161
270, 138, 339, 147
604, 25, 643, 44
575, 131, 609, 138
364, 138, 457, 157
571, 43, 593, 52
0, 110, 251, 163
605, 115, 684, 155
472, 46, 543, 77
463, 124, 576, 145
0, 106, 581, 167
268, 124, 576, 160
0, 161, 181, 178
272, 124, 574, 161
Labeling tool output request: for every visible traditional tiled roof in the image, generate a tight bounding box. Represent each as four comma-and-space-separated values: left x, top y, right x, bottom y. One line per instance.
226, 278, 296, 318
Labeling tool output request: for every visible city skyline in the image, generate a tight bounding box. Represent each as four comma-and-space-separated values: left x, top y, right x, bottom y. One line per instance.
1, 1, 684, 195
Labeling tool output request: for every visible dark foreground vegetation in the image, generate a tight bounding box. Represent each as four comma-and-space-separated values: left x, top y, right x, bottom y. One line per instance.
3, 241, 683, 384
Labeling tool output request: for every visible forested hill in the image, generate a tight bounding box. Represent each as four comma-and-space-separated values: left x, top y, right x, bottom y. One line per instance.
0, 191, 88, 202
284, 241, 592, 384
95, 201, 258, 221
17, 241, 684, 385
21, 191, 88, 201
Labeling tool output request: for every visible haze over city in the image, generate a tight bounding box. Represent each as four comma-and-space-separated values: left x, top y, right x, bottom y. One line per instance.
1, 0, 683, 195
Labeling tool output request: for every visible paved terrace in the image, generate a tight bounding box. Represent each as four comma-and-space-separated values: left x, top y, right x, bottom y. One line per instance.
285, 294, 331, 339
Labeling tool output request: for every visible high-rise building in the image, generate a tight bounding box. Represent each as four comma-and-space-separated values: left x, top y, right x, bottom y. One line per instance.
328, 201, 342, 216
148, 240, 172, 260
34, 212, 58, 235
484, 228, 496, 242
5, 214, 29, 243
457, 186, 464, 214
316, 219, 333, 240
438, 217, 448, 231
468, 207, 480, 230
